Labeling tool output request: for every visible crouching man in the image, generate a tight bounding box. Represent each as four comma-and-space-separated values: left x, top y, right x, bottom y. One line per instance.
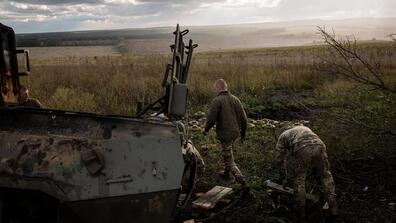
275, 125, 338, 220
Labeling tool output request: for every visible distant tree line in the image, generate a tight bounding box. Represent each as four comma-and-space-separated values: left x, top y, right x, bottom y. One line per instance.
15, 30, 170, 47
16, 38, 118, 47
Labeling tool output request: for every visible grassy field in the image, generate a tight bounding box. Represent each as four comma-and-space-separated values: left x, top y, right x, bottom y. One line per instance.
24, 41, 395, 114
22, 41, 396, 222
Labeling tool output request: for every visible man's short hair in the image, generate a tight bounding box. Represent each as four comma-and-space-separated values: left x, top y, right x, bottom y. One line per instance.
214, 79, 228, 90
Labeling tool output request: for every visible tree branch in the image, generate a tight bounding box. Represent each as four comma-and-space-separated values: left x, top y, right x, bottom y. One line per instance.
317, 26, 396, 93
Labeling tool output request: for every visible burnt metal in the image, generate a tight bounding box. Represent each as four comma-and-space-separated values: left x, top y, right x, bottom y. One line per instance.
0, 187, 180, 223
0, 108, 185, 222
0, 23, 200, 222
64, 189, 180, 223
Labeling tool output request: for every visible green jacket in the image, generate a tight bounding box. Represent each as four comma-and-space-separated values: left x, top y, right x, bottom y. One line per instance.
204, 91, 248, 142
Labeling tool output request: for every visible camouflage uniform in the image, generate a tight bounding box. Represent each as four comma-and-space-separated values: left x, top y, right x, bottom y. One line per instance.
275, 126, 337, 217
177, 122, 205, 181
204, 91, 248, 184
20, 98, 42, 108
217, 140, 244, 183
183, 142, 205, 180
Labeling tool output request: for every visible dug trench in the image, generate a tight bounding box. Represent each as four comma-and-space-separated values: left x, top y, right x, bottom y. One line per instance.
177, 89, 396, 223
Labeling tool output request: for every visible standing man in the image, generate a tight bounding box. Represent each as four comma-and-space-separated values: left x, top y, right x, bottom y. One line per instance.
18, 85, 42, 108
202, 79, 248, 187
275, 125, 338, 220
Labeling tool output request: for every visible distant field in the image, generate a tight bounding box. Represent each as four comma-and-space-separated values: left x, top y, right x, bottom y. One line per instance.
26, 46, 119, 59
16, 17, 396, 53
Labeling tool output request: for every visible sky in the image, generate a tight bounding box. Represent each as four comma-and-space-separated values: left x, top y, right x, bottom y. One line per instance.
1, 0, 395, 33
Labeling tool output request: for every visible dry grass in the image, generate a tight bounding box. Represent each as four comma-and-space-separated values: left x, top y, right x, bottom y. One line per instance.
21, 42, 396, 115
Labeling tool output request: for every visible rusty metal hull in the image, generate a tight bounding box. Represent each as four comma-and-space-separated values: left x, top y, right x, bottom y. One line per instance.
0, 187, 179, 223
0, 107, 184, 222
63, 189, 180, 223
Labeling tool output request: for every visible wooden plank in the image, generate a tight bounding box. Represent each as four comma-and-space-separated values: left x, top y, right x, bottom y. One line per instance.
194, 186, 227, 206
195, 192, 205, 198
193, 186, 225, 206
264, 180, 319, 202
203, 187, 232, 208
264, 180, 294, 194
192, 186, 233, 209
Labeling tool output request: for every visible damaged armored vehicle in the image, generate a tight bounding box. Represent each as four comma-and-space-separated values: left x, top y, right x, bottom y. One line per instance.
0, 23, 198, 223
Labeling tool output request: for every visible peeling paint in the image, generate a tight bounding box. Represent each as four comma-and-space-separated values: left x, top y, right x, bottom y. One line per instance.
0, 136, 103, 178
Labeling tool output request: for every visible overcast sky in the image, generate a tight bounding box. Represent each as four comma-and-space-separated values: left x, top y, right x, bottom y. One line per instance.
1, 0, 395, 33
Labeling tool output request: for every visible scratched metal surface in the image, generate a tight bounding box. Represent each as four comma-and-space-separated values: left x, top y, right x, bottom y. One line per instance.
0, 108, 185, 202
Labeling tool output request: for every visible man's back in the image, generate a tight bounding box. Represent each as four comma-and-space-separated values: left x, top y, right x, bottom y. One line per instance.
203, 79, 247, 186
205, 91, 247, 142
276, 125, 338, 218
278, 126, 323, 153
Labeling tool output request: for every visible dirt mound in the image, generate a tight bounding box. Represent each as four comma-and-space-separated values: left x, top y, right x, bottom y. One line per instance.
247, 89, 319, 120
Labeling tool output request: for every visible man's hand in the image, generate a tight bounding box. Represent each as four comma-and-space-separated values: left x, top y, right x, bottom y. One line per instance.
202, 129, 208, 136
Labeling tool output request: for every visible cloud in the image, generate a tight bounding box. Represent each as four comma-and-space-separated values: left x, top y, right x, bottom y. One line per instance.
216, 0, 283, 7
1, 0, 395, 33
10, 0, 104, 5
270, 0, 396, 20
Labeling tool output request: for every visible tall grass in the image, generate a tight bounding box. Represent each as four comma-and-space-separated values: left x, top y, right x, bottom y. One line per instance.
22, 42, 396, 115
